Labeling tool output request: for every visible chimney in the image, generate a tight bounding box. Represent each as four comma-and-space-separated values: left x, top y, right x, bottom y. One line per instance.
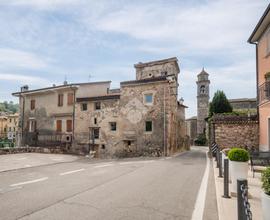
21, 85, 29, 92
63, 80, 68, 85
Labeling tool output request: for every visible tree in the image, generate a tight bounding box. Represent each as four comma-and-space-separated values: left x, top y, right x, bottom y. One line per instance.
209, 90, 232, 117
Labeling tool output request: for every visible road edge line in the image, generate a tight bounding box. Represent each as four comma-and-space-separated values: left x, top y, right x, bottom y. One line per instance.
191, 151, 210, 220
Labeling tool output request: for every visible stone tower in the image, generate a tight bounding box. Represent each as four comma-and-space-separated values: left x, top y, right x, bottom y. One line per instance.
196, 68, 210, 135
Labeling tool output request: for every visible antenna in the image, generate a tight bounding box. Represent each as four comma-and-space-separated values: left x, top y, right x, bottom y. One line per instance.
63, 74, 68, 85
88, 74, 94, 82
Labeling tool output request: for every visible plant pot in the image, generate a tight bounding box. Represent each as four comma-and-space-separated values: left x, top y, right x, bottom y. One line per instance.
262, 192, 270, 220
230, 160, 248, 194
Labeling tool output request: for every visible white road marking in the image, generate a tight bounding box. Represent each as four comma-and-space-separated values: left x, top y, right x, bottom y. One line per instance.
94, 164, 114, 168
16, 157, 27, 160
10, 177, 48, 187
165, 157, 172, 160
191, 151, 210, 220
60, 169, 85, 176
24, 164, 31, 167
119, 160, 154, 165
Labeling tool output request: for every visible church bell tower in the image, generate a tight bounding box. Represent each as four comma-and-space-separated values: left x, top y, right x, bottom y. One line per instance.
197, 68, 210, 135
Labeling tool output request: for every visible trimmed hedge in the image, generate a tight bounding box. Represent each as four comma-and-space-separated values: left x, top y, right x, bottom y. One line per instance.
262, 167, 270, 196
228, 148, 250, 162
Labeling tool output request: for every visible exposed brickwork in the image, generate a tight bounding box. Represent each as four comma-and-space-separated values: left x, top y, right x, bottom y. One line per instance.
210, 115, 259, 149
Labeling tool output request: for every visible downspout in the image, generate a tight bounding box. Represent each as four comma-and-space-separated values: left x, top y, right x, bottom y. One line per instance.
72, 87, 76, 147
249, 42, 259, 120
163, 85, 166, 156
21, 94, 25, 147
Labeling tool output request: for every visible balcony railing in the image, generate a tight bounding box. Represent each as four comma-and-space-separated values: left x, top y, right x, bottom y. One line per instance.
259, 81, 270, 105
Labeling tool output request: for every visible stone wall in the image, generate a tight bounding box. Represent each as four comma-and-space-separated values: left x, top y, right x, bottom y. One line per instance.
210, 115, 259, 149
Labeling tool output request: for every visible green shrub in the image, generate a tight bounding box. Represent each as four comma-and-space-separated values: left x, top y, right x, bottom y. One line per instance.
227, 148, 250, 162
262, 167, 270, 195
194, 134, 207, 146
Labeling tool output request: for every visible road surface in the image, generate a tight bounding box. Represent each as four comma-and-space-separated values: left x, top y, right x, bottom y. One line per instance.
0, 147, 218, 220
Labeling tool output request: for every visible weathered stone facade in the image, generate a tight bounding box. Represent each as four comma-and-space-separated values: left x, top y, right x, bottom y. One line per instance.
209, 115, 259, 149
74, 57, 189, 158
13, 57, 189, 158
196, 69, 210, 135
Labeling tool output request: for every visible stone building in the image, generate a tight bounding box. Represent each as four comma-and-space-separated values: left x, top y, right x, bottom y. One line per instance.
13, 82, 111, 147
229, 98, 257, 111
74, 57, 189, 157
196, 68, 210, 135
13, 57, 189, 157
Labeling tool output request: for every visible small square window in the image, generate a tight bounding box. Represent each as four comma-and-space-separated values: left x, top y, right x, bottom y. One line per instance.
145, 121, 152, 132
144, 94, 153, 104
95, 102, 101, 110
110, 122, 117, 131
81, 103, 87, 111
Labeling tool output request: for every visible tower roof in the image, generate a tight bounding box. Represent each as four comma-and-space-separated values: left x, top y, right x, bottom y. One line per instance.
197, 68, 209, 76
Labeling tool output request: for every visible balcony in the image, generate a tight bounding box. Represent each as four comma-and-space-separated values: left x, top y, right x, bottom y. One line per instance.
259, 81, 270, 105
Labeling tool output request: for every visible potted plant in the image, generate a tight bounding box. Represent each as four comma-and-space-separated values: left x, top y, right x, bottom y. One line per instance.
262, 167, 270, 220
228, 148, 250, 194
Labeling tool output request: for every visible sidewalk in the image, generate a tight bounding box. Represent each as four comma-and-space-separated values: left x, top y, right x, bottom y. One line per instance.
213, 158, 262, 220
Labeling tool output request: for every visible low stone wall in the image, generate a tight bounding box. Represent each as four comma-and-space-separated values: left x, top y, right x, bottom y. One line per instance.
210, 115, 259, 149
0, 146, 71, 155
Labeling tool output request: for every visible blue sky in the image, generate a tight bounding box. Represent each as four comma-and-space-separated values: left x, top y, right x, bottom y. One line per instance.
0, 0, 268, 117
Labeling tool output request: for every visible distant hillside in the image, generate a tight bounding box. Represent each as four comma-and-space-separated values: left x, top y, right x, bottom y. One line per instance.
0, 101, 19, 113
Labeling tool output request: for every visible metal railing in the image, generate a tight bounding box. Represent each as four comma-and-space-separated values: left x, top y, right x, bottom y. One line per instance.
259, 81, 270, 105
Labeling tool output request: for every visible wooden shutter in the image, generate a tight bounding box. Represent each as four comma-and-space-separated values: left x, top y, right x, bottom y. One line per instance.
56, 120, 62, 132
66, 120, 72, 132
67, 93, 74, 105
30, 100, 35, 110
58, 94, 63, 106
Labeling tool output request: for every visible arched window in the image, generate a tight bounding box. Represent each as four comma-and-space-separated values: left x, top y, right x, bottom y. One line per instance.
200, 85, 206, 94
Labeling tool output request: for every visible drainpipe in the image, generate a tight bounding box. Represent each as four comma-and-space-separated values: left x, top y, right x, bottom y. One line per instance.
71, 87, 76, 147
163, 85, 166, 156
249, 42, 259, 120
21, 94, 25, 147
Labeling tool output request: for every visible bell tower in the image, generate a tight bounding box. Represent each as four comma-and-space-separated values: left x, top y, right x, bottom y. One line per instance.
197, 68, 210, 135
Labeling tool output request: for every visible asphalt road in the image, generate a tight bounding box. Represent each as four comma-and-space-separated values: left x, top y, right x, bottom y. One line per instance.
0, 147, 218, 220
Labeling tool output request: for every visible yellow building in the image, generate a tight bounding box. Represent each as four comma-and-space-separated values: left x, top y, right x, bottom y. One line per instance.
0, 115, 7, 138
6, 113, 19, 141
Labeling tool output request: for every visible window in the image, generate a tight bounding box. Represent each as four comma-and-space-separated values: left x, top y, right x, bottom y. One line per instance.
144, 94, 153, 104
101, 144, 105, 149
200, 85, 206, 94
66, 120, 72, 132
145, 121, 152, 132
29, 120, 36, 132
93, 128, 99, 139
56, 120, 62, 132
94, 102, 101, 110
110, 122, 117, 131
94, 118, 97, 125
58, 94, 63, 107
67, 93, 74, 105
30, 99, 35, 110
9, 127, 11, 132
9, 119, 12, 123
81, 103, 87, 111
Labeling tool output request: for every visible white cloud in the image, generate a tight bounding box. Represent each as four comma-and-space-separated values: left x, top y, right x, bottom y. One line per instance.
0, 73, 50, 86
0, 48, 48, 69
2, 0, 81, 10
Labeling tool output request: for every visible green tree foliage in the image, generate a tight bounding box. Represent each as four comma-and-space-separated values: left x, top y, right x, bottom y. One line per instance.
0, 101, 19, 113
209, 90, 232, 117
